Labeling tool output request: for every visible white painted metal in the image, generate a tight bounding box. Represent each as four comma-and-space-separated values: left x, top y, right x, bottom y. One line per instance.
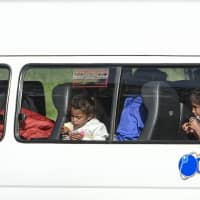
0, 0, 200, 199
0, 56, 199, 199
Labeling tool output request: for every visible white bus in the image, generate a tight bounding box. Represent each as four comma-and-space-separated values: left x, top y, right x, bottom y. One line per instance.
1, 1, 200, 200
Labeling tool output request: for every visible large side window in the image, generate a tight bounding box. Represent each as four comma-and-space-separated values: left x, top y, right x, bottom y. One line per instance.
0, 65, 10, 140
114, 65, 200, 143
16, 64, 116, 143
16, 64, 200, 144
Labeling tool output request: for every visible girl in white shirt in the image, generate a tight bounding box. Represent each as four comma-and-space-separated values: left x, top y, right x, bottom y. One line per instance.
61, 94, 108, 141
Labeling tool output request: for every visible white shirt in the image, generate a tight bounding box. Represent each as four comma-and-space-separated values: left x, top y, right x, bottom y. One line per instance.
75, 118, 108, 141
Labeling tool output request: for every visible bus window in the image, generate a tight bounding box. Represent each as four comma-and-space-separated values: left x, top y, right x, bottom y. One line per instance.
16, 64, 116, 143
115, 65, 200, 143
16, 64, 200, 144
0, 65, 10, 141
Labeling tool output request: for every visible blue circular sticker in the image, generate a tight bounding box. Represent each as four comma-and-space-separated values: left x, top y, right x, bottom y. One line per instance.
178, 153, 198, 178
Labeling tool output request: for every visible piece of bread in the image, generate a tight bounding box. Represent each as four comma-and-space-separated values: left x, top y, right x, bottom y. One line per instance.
64, 122, 74, 132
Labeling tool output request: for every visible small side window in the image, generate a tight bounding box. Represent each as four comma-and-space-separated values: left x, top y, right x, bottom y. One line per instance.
0, 65, 10, 141
16, 64, 116, 143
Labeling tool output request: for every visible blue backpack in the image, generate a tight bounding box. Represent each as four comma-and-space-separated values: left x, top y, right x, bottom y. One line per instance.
116, 96, 146, 141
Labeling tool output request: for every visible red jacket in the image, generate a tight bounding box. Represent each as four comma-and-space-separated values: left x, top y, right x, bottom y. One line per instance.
19, 108, 55, 140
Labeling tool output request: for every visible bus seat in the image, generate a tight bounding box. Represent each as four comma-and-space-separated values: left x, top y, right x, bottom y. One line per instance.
22, 81, 46, 115
0, 80, 46, 115
51, 83, 71, 140
117, 68, 168, 131
132, 68, 167, 82
0, 81, 46, 130
139, 81, 181, 140
17, 81, 46, 134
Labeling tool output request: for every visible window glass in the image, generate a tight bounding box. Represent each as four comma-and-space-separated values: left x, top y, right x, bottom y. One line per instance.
0, 65, 10, 140
17, 65, 116, 142
115, 65, 200, 143
17, 64, 200, 143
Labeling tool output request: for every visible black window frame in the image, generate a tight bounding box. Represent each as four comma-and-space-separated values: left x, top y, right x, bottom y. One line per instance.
15, 63, 200, 144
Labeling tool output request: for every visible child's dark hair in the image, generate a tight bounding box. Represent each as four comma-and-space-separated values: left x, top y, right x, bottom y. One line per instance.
190, 88, 200, 105
71, 93, 95, 116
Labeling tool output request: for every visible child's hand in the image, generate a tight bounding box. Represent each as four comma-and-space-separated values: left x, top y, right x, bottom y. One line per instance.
69, 132, 84, 141
182, 122, 193, 134
188, 117, 200, 139
60, 126, 70, 135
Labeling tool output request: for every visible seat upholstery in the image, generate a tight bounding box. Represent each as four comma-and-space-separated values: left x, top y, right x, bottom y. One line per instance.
139, 81, 181, 140
50, 83, 71, 140
22, 81, 46, 115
